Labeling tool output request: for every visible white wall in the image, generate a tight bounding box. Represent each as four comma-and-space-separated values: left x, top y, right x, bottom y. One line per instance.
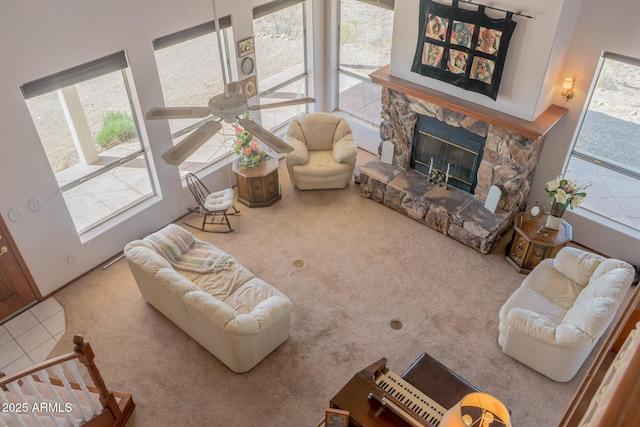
389, 0, 580, 121
529, 0, 640, 265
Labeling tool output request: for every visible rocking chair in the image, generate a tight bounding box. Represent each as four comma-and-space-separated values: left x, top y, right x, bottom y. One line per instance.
185, 173, 239, 232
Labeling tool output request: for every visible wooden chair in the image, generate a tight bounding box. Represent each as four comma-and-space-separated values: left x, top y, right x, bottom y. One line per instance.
185, 173, 238, 232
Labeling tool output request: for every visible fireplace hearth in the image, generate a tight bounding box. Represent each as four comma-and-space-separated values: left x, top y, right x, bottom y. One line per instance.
358, 66, 567, 253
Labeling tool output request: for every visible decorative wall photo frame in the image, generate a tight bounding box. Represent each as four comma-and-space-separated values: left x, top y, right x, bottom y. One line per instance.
527, 201, 544, 220
325, 409, 349, 427
242, 76, 257, 98
238, 37, 255, 57
241, 56, 255, 75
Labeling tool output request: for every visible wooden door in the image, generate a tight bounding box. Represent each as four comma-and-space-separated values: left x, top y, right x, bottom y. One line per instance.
0, 216, 39, 321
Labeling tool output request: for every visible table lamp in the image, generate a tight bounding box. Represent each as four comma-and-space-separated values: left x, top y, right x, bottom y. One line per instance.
440, 392, 511, 427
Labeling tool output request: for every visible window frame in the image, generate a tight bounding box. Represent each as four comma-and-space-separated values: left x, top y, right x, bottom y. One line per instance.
21, 52, 156, 234
252, 0, 310, 132
336, 0, 395, 124
564, 50, 640, 231
568, 51, 640, 181
151, 17, 235, 176
152, 17, 234, 137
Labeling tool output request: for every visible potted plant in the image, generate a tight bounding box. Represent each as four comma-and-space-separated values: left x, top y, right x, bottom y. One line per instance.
232, 117, 268, 169
544, 175, 589, 229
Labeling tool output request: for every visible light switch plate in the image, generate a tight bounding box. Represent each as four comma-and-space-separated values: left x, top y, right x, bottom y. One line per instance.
8, 207, 23, 222
28, 197, 42, 212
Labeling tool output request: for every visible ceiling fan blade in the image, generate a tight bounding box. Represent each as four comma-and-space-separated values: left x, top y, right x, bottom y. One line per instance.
161, 120, 223, 165
146, 107, 212, 120
248, 97, 316, 111
238, 119, 293, 154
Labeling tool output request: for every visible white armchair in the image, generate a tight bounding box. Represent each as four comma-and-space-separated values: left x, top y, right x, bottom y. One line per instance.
285, 113, 358, 190
499, 247, 635, 382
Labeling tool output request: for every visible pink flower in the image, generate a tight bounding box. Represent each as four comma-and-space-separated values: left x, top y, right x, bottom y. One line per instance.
249, 140, 259, 152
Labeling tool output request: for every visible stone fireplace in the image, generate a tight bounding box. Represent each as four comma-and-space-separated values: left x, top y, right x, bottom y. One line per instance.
358, 66, 567, 253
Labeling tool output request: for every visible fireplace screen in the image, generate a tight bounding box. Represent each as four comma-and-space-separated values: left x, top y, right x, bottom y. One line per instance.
411, 115, 485, 193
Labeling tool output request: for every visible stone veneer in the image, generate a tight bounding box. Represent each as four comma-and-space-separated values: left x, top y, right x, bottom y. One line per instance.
359, 85, 554, 254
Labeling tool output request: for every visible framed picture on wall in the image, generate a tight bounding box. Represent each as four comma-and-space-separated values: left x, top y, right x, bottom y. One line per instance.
241, 56, 255, 75
238, 37, 255, 57
242, 76, 257, 98
411, 0, 517, 100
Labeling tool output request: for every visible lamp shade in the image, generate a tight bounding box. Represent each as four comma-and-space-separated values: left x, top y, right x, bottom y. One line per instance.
440, 393, 511, 427
562, 77, 575, 90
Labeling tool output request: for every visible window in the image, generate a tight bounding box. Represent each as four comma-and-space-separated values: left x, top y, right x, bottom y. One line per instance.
565, 52, 640, 231
153, 18, 236, 175
253, 0, 309, 131
22, 52, 155, 234
338, 0, 394, 124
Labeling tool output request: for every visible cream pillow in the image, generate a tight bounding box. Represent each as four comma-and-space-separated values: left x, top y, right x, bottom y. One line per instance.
553, 247, 605, 287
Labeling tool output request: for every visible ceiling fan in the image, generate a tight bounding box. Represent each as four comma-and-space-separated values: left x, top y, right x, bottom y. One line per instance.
146, 0, 315, 166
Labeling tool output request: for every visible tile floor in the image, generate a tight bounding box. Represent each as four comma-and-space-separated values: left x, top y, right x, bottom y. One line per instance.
0, 298, 66, 375
566, 157, 640, 230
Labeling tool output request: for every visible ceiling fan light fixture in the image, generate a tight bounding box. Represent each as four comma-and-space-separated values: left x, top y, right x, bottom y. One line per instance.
208, 92, 249, 122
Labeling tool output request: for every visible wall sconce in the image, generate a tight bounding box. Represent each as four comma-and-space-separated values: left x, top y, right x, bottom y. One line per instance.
561, 75, 577, 101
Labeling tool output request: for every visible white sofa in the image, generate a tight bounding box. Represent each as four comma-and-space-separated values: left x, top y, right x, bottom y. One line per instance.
124, 224, 293, 373
499, 247, 635, 382
285, 112, 358, 190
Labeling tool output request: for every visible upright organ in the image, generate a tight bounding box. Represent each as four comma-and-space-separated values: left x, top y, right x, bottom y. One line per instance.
329, 353, 480, 427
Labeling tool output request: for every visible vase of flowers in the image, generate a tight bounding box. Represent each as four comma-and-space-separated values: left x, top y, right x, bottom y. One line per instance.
544, 175, 589, 230
232, 120, 268, 169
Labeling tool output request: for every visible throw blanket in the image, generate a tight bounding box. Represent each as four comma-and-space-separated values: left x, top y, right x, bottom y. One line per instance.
146, 225, 233, 274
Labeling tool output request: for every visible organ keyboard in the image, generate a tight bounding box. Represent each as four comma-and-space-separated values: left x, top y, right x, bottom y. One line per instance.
330, 353, 480, 427
375, 368, 447, 426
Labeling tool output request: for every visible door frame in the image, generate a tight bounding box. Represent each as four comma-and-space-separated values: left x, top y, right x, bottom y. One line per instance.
0, 214, 42, 320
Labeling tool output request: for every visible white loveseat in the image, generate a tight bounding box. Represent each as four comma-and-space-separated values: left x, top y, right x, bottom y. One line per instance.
124, 224, 292, 373
499, 247, 635, 382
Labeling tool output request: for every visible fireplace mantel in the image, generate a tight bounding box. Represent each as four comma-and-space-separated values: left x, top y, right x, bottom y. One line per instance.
370, 65, 567, 140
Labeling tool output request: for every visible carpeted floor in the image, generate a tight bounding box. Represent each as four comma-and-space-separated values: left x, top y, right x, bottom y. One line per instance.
50, 151, 598, 426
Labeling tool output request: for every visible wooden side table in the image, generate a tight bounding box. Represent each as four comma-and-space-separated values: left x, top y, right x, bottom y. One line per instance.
505, 212, 572, 274
233, 157, 281, 208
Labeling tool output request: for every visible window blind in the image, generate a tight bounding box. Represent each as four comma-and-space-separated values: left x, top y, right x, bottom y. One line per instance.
152, 15, 232, 51
253, 0, 306, 19
21, 51, 128, 99
354, 0, 394, 11
602, 51, 640, 67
